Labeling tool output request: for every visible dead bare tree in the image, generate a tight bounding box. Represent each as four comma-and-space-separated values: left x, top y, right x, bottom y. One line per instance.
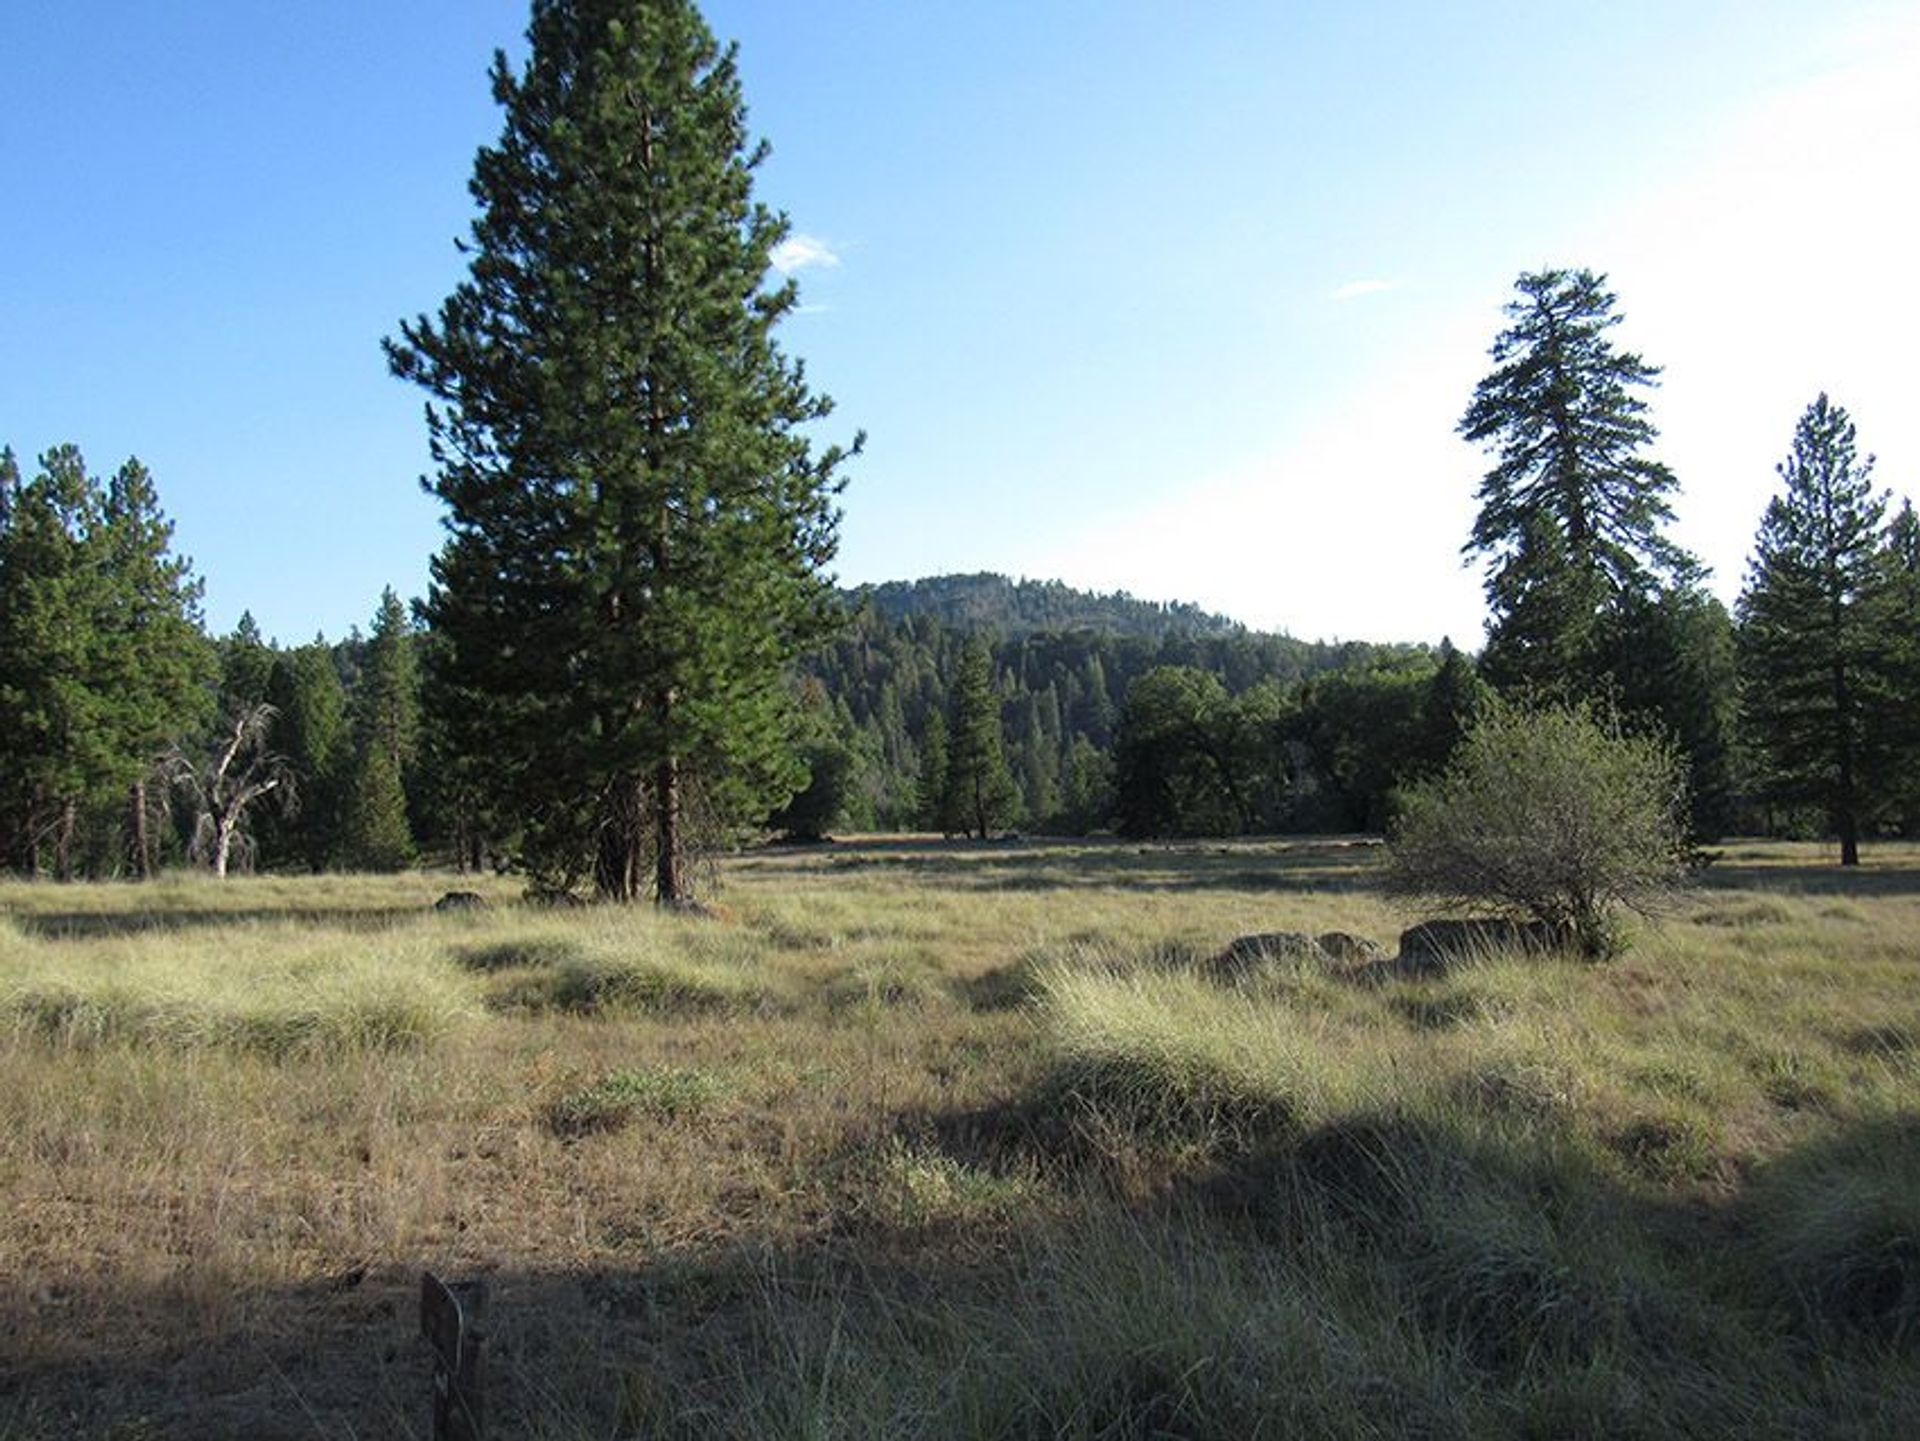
168, 703, 296, 878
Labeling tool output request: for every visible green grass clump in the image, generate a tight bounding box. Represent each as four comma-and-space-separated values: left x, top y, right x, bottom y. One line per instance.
546, 1066, 724, 1138
455, 935, 585, 972
820, 953, 945, 1013
863, 1138, 1042, 1230
486, 953, 772, 1017
0, 925, 476, 1055
1035, 962, 1327, 1154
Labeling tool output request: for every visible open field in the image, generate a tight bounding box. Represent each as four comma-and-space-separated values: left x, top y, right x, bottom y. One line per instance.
4, 838, 1919, 1438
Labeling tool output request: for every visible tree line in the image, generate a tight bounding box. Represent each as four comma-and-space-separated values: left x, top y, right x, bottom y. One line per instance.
0, 452, 430, 880
7, 281, 1915, 878
6, 1, 1915, 890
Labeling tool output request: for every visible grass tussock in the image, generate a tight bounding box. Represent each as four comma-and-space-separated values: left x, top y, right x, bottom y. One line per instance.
485, 952, 772, 1017
1744, 1115, 1920, 1347
545, 1066, 725, 1138
0, 924, 476, 1055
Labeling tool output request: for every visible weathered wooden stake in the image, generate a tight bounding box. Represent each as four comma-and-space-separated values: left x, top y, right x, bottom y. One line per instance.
421, 1270, 487, 1441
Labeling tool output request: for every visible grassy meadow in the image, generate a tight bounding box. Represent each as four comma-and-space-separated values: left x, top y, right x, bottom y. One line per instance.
3, 838, 1918, 1438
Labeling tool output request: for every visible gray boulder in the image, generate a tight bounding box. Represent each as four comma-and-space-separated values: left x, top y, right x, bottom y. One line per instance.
1396, 918, 1566, 972
1206, 931, 1325, 979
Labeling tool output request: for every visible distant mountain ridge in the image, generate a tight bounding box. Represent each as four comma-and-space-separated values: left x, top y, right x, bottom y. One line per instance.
841, 573, 1249, 640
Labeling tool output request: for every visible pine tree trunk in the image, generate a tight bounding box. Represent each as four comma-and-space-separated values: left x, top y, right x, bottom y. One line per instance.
654, 756, 684, 904
595, 776, 646, 902
55, 799, 77, 882
129, 781, 152, 880
1835, 653, 1861, 866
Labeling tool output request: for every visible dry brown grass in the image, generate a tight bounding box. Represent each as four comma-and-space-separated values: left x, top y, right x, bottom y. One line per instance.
2, 838, 1918, 1437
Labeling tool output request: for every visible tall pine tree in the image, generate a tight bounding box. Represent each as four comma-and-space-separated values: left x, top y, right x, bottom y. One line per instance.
1461, 268, 1694, 697
1459, 268, 1735, 835
1737, 395, 1891, 865
92, 458, 213, 876
941, 637, 1016, 839
387, 0, 857, 902
340, 589, 418, 871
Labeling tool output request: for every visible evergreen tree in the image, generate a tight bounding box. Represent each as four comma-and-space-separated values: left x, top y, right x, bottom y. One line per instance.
1017, 702, 1060, 827
1737, 395, 1892, 865
1882, 499, 1920, 834
1060, 734, 1115, 834
386, 0, 856, 902
92, 457, 214, 876
0, 446, 101, 874
941, 637, 1016, 838
916, 710, 951, 834
340, 742, 413, 872
1461, 268, 1694, 697
340, 589, 417, 870
0, 446, 207, 877
265, 641, 350, 870
220, 612, 275, 710
1601, 585, 1740, 839
1411, 639, 1486, 778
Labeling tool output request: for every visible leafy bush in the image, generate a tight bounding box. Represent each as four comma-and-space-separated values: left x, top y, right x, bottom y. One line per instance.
1386, 702, 1686, 957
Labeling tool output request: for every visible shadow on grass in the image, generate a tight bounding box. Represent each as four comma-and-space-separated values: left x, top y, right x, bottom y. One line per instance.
798, 837, 1388, 895
1695, 860, 1920, 898
7, 1112, 1920, 1440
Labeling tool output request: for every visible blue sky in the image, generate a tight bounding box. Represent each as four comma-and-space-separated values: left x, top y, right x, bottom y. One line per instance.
4, 2, 1916, 646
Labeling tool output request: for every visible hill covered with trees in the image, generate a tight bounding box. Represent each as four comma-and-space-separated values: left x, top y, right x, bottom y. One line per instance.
789, 583, 1454, 837
844, 573, 1247, 639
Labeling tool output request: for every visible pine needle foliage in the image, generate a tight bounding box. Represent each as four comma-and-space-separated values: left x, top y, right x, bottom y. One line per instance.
1460, 269, 1697, 700
1461, 268, 1691, 599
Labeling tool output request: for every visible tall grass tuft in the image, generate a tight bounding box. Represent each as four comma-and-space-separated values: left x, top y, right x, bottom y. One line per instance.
1745, 1114, 1920, 1347
1, 923, 477, 1055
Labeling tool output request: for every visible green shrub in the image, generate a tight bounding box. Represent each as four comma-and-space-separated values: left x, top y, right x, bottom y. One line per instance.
1387, 702, 1686, 958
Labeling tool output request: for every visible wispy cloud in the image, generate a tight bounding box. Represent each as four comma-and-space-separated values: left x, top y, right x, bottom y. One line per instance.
771, 234, 841, 275
1329, 278, 1397, 302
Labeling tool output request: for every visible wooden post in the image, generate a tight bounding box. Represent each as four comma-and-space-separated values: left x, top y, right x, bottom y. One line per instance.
421, 1271, 487, 1441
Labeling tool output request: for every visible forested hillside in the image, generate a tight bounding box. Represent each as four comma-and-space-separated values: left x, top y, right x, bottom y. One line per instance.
845, 573, 1245, 638
788, 582, 1457, 836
